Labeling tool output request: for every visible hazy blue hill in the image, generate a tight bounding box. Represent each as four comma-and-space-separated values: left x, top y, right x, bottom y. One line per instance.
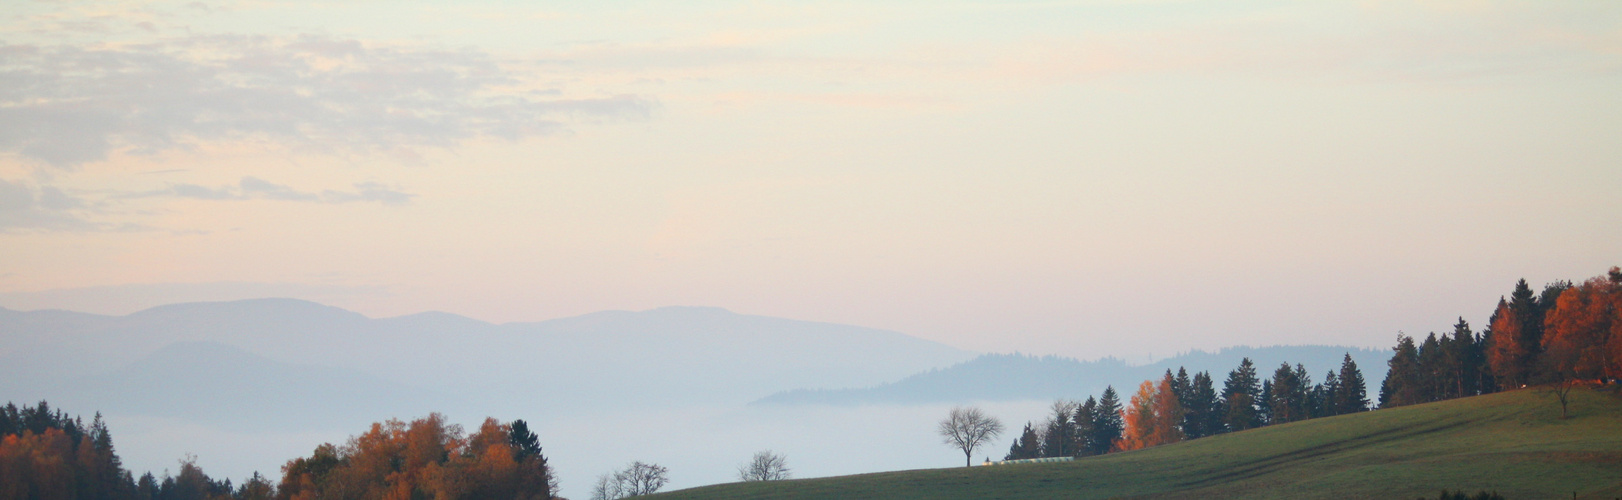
376, 310, 497, 333
1, 298, 384, 383
0, 299, 976, 421
0, 306, 118, 358
480, 306, 978, 412
52, 341, 445, 431
756, 345, 1389, 406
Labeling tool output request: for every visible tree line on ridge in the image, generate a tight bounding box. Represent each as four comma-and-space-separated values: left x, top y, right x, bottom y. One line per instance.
0, 402, 557, 500
1004, 266, 1621, 460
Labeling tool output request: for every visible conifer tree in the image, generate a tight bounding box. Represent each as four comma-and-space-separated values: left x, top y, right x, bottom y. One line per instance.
1486, 279, 1555, 388
1221, 358, 1261, 432
510, 419, 543, 460
1292, 364, 1313, 419
1172, 368, 1192, 407
1004, 423, 1042, 460
1335, 353, 1369, 414
1476, 335, 1498, 394
1183, 371, 1218, 439
1382, 334, 1422, 407
1266, 363, 1310, 424
1039, 401, 1076, 458
1419, 333, 1444, 402
1444, 318, 1482, 398
1257, 379, 1274, 426
1316, 371, 1339, 418
1073, 397, 1097, 456
1090, 387, 1124, 455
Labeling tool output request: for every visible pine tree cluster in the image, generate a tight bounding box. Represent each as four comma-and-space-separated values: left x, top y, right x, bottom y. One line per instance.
1004, 354, 1369, 459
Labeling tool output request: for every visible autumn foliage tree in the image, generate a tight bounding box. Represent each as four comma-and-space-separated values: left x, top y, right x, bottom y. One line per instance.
1380, 267, 1619, 414
277, 413, 555, 500
1118, 373, 1184, 451
0, 402, 136, 500
1540, 273, 1620, 383
1118, 380, 1156, 451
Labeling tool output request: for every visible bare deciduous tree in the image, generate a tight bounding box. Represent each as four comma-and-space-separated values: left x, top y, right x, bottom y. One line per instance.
938, 405, 1004, 467
590, 461, 669, 499
1546, 377, 1579, 419
737, 450, 791, 481
590, 473, 623, 500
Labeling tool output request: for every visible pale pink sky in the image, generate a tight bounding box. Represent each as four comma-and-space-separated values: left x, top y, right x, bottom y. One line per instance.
2, 0, 1619, 360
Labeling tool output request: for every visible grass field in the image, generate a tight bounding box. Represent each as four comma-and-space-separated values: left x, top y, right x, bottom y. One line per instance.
650, 386, 1622, 499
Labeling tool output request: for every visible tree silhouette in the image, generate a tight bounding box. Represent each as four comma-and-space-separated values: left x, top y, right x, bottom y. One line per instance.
1091, 387, 1124, 455
938, 406, 1004, 467
737, 450, 790, 481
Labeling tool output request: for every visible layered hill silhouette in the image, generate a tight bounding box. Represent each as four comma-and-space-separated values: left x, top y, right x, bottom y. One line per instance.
5, 298, 1418, 497
755, 346, 1389, 406
2, 298, 1398, 430
0, 299, 975, 428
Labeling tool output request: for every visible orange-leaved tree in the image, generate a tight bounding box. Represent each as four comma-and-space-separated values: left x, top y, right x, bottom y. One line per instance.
1118, 373, 1186, 452
1118, 380, 1155, 452
1486, 299, 1532, 388
1541, 268, 1622, 383
277, 413, 554, 500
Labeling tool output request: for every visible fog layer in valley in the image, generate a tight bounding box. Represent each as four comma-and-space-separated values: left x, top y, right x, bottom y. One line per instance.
2, 299, 1378, 499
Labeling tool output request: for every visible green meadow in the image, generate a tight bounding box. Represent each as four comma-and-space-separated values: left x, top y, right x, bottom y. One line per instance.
652, 387, 1622, 499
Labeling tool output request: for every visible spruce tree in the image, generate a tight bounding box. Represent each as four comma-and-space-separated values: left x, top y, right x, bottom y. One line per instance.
1509, 279, 1544, 380
1476, 316, 1501, 394
1040, 401, 1076, 458
1172, 368, 1192, 407
1336, 353, 1370, 413
1073, 397, 1097, 456
1265, 364, 1311, 424
1183, 371, 1218, 439
1004, 422, 1042, 460
1318, 370, 1339, 418
509, 419, 543, 460
1459, 318, 1484, 397
1258, 379, 1274, 425
1221, 358, 1261, 431
0, 402, 15, 437
1291, 364, 1313, 420
1382, 334, 1422, 407
1091, 387, 1125, 455
1441, 318, 1481, 399
1419, 333, 1444, 402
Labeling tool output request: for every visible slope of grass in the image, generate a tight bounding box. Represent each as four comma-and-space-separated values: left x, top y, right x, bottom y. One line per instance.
652, 387, 1622, 499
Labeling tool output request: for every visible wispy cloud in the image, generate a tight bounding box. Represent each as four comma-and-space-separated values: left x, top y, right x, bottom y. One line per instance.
132, 177, 416, 205
0, 178, 134, 232
0, 34, 654, 167
1, 174, 413, 232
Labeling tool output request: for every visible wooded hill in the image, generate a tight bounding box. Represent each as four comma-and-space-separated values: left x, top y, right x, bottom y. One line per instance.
649, 387, 1622, 499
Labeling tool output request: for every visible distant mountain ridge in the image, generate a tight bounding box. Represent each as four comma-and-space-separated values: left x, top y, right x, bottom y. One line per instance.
0, 299, 976, 428
754, 345, 1390, 406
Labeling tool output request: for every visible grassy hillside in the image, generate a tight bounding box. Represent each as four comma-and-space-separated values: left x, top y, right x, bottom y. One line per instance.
652, 387, 1622, 499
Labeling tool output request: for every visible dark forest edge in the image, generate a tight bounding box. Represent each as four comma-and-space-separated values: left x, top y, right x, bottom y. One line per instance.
0, 402, 558, 500
1001, 266, 1622, 461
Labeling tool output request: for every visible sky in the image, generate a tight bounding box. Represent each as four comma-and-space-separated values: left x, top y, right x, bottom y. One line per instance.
2, 0, 1620, 361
